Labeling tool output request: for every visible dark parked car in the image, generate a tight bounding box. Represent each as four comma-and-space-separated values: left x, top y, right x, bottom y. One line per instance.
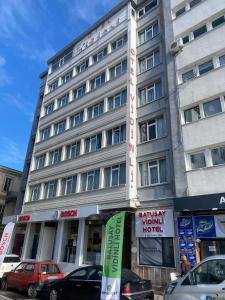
46, 265, 154, 300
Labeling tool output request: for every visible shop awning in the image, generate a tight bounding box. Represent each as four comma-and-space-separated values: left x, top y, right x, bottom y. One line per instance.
174, 193, 225, 212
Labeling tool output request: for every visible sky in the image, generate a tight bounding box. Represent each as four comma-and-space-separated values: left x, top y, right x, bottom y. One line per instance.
0, 0, 121, 171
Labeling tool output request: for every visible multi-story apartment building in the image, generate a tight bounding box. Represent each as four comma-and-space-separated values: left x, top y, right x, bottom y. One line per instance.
171, 0, 225, 267
0, 166, 22, 238
4, 0, 193, 287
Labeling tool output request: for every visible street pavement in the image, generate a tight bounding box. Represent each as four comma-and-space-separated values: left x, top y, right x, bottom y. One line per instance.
0, 290, 39, 300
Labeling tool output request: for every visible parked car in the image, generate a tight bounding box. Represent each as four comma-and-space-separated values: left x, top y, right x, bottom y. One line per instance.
0, 254, 21, 278
45, 265, 154, 300
164, 255, 225, 300
1, 261, 64, 298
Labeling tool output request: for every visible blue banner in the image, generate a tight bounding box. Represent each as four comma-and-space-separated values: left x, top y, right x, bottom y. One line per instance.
195, 216, 216, 238
177, 217, 194, 237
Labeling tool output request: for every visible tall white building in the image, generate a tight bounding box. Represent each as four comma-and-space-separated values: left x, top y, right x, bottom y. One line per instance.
171, 0, 225, 266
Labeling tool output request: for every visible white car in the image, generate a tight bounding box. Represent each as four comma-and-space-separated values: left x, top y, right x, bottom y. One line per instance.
165, 255, 225, 300
0, 255, 21, 278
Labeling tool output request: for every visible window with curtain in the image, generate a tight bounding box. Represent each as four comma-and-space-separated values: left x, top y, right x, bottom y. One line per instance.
104, 163, 126, 188
211, 147, 225, 166
66, 141, 80, 159
140, 159, 167, 186
85, 134, 102, 153
80, 170, 100, 192
140, 116, 165, 142
203, 98, 222, 117
184, 106, 201, 123
107, 125, 126, 146
61, 176, 77, 195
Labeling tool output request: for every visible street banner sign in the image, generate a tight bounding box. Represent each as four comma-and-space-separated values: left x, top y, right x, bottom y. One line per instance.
101, 212, 125, 300
0, 222, 15, 267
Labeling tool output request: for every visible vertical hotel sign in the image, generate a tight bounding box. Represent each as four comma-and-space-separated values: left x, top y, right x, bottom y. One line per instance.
126, 4, 137, 204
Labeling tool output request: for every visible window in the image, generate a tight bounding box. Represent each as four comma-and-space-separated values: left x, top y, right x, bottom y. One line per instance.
41, 264, 59, 274
51, 50, 73, 72
45, 102, 54, 115
61, 175, 77, 195
66, 142, 80, 160
139, 80, 162, 106
107, 125, 126, 146
193, 25, 207, 38
44, 180, 57, 198
199, 60, 214, 75
138, 0, 157, 18
212, 15, 225, 28
40, 127, 51, 141
61, 70, 73, 84
3, 177, 12, 192
49, 148, 62, 165
190, 152, 206, 169
104, 163, 126, 187
62, 221, 79, 263
190, 0, 202, 8
73, 84, 86, 99
70, 111, 84, 127
111, 34, 127, 51
139, 238, 175, 267
110, 60, 127, 79
85, 134, 102, 153
35, 154, 46, 169
108, 90, 127, 111
182, 69, 195, 82
203, 98, 222, 117
76, 60, 89, 74
54, 120, 66, 135
90, 73, 105, 90
175, 6, 185, 18
182, 35, 190, 44
184, 106, 201, 123
57, 93, 69, 108
211, 146, 225, 166
93, 47, 107, 63
140, 116, 165, 142
49, 80, 58, 92
30, 185, 41, 201
88, 101, 104, 120
139, 50, 160, 73
140, 159, 167, 186
191, 259, 225, 285
138, 21, 159, 45
219, 54, 225, 66
80, 170, 100, 192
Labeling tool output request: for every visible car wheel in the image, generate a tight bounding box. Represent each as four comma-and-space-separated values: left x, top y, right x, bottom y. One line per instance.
1, 278, 8, 291
49, 289, 61, 300
27, 284, 38, 298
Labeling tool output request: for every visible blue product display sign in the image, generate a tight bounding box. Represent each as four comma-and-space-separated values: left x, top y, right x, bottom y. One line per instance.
179, 240, 186, 250
195, 216, 216, 238
187, 252, 196, 263
186, 240, 195, 250
177, 217, 193, 237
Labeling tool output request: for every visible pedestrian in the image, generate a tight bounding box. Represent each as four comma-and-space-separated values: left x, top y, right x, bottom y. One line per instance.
180, 255, 190, 276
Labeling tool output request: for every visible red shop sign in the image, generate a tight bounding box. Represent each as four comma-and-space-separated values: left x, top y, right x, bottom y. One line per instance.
60, 210, 78, 218
18, 215, 31, 222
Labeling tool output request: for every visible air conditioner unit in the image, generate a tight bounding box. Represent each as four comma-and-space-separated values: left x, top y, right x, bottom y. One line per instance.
171, 39, 183, 54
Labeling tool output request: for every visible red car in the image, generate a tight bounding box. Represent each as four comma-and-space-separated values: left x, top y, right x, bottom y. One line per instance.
1, 261, 64, 298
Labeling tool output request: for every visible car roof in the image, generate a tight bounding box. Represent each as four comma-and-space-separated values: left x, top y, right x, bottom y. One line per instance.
21, 261, 58, 264
5, 254, 20, 258
202, 255, 225, 261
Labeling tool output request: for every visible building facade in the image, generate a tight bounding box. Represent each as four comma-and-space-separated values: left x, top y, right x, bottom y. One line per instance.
171, 0, 225, 269
9, 0, 225, 287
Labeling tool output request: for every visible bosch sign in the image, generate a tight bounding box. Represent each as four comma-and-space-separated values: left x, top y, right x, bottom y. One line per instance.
18, 215, 31, 222
60, 210, 78, 218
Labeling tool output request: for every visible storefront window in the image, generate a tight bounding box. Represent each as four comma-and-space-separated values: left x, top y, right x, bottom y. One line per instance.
12, 224, 26, 256
61, 221, 79, 263
139, 237, 175, 267
84, 220, 102, 265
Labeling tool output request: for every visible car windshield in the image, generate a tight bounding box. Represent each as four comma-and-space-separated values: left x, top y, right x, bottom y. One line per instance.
3, 257, 20, 263
121, 269, 141, 282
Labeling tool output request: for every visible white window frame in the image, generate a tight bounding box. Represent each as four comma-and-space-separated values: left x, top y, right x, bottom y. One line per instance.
55, 120, 65, 135
71, 111, 83, 127
35, 155, 46, 169
30, 185, 41, 201
45, 180, 57, 199
67, 142, 80, 159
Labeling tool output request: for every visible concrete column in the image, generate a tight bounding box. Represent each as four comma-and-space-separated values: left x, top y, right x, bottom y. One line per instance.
73, 67, 77, 77
104, 97, 108, 112
102, 130, 107, 148
50, 124, 54, 137
105, 68, 110, 81
107, 43, 112, 54
30, 156, 36, 171
76, 174, 81, 193
21, 223, 32, 260
61, 146, 67, 161
36, 222, 45, 261
53, 221, 64, 263
75, 219, 86, 267
89, 56, 93, 66
83, 107, 88, 122
58, 77, 62, 86
99, 167, 105, 189
56, 179, 62, 197
65, 117, 70, 130
86, 80, 90, 93
45, 152, 50, 166
80, 138, 85, 155
39, 183, 45, 200
69, 90, 73, 102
